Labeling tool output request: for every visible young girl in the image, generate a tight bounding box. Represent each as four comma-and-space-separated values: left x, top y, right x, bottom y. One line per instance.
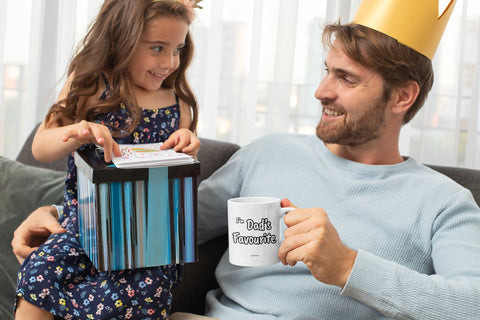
15, 1, 201, 319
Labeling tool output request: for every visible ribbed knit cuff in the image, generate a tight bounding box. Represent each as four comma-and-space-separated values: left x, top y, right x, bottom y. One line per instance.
340, 249, 389, 308
53, 204, 63, 220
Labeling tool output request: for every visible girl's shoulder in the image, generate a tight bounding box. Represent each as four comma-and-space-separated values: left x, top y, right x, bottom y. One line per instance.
97, 72, 112, 101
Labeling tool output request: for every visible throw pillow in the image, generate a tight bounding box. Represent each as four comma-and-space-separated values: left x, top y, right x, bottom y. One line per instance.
0, 156, 64, 319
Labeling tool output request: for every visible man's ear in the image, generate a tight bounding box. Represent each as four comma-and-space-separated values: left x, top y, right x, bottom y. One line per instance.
391, 80, 420, 115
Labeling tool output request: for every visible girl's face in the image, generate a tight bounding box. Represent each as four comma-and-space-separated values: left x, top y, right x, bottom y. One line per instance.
127, 16, 189, 93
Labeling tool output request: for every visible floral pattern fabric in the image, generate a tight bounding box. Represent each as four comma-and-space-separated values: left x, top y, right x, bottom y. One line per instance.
16, 97, 182, 320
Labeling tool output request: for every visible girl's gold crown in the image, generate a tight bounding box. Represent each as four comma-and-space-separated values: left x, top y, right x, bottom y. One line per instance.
353, 0, 456, 60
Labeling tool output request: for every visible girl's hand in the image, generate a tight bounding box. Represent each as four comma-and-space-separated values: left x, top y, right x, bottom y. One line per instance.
160, 128, 201, 156
62, 120, 121, 162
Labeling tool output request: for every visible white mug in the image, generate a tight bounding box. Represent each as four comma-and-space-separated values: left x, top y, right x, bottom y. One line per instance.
227, 197, 294, 267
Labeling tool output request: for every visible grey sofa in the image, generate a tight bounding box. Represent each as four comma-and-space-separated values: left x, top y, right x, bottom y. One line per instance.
1, 124, 480, 319
0, 124, 238, 319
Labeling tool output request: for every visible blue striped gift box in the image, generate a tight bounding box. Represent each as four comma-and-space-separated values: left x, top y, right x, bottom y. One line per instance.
75, 149, 200, 271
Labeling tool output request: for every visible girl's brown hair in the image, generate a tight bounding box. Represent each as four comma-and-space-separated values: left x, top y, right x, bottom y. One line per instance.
46, 0, 198, 134
322, 22, 434, 124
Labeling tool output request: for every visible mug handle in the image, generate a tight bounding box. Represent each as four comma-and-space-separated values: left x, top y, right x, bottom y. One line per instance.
279, 207, 295, 242
280, 206, 295, 215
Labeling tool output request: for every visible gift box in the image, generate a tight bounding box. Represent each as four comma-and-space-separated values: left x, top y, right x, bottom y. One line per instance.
75, 149, 200, 271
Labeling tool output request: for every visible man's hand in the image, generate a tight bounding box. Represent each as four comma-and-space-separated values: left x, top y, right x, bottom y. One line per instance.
160, 128, 201, 156
12, 206, 66, 264
278, 198, 357, 288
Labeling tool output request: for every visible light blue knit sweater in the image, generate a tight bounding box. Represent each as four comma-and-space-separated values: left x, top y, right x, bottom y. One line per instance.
197, 134, 480, 320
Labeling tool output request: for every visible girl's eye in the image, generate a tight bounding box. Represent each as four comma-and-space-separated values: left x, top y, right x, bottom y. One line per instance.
173, 47, 184, 56
151, 46, 163, 53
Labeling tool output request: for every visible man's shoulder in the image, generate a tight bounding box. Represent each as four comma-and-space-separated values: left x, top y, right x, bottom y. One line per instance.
405, 159, 473, 197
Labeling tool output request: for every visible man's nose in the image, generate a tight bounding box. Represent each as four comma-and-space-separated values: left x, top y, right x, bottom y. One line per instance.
314, 75, 336, 102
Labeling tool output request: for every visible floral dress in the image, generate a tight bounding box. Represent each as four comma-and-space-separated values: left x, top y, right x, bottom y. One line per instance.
16, 84, 183, 320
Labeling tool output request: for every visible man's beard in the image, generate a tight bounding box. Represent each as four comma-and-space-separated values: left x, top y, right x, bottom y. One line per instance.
316, 97, 387, 146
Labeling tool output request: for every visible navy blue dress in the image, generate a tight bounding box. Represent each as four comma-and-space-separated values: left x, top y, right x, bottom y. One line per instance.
16, 85, 183, 320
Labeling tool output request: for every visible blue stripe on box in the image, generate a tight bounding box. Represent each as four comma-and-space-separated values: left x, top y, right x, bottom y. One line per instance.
147, 167, 170, 266
99, 183, 110, 270
179, 178, 186, 262
184, 177, 195, 262
87, 178, 96, 267
110, 182, 125, 269
77, 170, 87, 262
135, 182, 146, 267
172, 178, 180, 263
123, 181, 134, 269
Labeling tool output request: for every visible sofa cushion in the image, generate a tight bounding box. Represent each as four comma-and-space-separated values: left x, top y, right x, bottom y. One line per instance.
197, 138, 240, 183
0, 156, 65, 319
15, 123, 67, 172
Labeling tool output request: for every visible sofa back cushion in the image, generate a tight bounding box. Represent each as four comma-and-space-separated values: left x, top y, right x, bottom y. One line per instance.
0, 157, 65, 319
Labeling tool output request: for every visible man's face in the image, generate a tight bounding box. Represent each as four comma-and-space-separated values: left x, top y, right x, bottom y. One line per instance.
315, 48, 390, 146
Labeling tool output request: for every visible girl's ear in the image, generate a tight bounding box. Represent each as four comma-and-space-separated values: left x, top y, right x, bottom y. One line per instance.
391, 80, 420, 115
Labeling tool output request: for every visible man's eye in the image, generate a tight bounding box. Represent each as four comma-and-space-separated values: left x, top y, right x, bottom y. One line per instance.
342, 77, 354, 84
339, 76, 356, 87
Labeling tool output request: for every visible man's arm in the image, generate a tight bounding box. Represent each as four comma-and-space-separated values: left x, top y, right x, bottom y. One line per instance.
343, 188, 480, 319
280, 189, 480, 319
12, 205, 66, 264
197, 146, 248, 245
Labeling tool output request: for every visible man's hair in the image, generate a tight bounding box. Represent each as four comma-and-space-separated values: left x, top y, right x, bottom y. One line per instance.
322, 22, 434, 124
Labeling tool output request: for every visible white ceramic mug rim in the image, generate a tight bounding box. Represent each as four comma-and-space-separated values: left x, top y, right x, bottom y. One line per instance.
228, 197, 280, 205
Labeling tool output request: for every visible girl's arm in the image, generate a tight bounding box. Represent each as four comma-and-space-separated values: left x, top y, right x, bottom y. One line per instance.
32, 75, 121, 162
160, 99, 200, 156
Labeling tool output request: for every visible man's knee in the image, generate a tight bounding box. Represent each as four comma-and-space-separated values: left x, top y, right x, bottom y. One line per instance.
170, 312, 219, 320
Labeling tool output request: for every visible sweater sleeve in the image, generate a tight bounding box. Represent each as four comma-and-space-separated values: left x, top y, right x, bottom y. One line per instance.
341, 188, 480, 319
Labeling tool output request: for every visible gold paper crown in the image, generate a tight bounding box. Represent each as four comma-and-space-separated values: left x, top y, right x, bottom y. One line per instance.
353, 0, 457, 60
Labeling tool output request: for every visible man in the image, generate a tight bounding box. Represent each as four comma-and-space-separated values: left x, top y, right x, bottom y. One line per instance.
189, 20, 480, 320
14, 0, 480, 319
